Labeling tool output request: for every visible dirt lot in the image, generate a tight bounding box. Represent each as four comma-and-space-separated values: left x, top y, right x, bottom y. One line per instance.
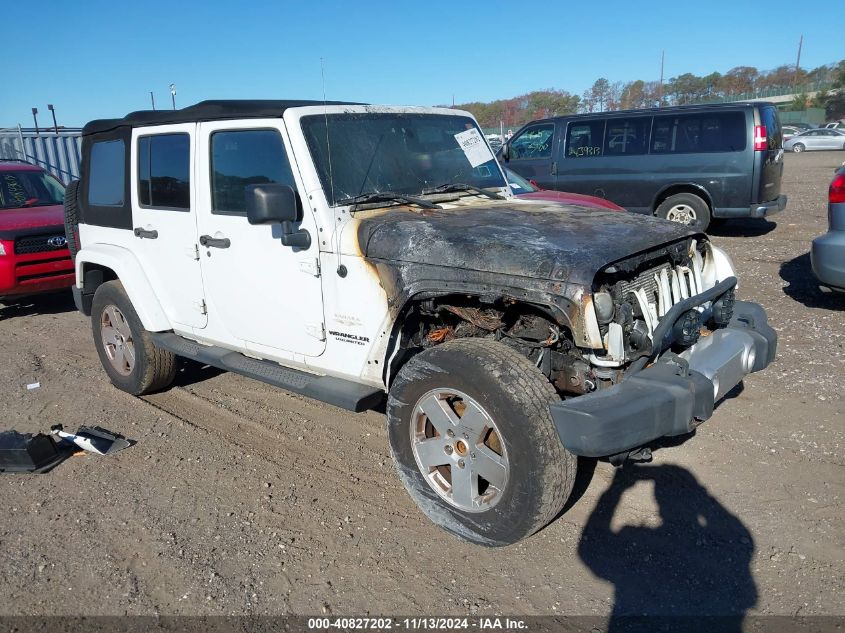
1, 151, 842, 620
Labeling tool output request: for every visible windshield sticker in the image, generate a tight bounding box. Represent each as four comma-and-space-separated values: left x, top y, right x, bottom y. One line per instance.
454, 128, 494, 168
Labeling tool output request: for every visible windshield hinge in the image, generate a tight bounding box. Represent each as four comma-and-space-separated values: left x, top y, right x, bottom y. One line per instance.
305, 322, 326, 341
299, 258, 321, 277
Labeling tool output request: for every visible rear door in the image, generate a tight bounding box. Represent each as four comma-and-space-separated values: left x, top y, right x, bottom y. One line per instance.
131, 125, 207, 329
503, 122, 558, 189
756, 105, 783, 204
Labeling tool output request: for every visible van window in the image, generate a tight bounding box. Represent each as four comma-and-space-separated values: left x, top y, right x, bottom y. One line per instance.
210, 129, 296, 215
651, 112, 746, 154
604, 117, 650, 155
138, 134, 190, 209
508, 123, 555, 160
88, 139, 125, 206
565, 120, 605, 158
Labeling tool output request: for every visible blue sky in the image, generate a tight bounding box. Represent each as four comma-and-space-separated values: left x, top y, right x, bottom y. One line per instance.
1, 0, 839, 127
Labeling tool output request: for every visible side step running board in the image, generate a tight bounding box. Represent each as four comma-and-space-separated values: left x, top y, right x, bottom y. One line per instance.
150, 332, 384, 413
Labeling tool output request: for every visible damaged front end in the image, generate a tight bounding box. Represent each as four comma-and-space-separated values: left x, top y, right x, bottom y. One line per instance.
551, 237, 777, 459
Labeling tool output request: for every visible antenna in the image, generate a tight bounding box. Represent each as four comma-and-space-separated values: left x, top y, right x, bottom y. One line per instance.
321, 58, 344, 277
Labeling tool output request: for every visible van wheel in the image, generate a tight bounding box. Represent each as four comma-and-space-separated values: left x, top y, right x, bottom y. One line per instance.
656, 193, 711, 231
63, 180, 81, 260
91, 281, 176, 395
386, 338, 576, 546
792, 143, 805, 153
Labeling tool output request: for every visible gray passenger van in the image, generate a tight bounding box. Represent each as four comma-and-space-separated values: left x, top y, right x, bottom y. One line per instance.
500, 102, 787, 231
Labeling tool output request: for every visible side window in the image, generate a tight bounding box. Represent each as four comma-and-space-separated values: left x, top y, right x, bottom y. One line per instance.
88, 140, 125, 206
138, 134, 190, 209
210, 129, 296, 215
508, 123, 555, 160
604, 117, 650, 155
565, 120, 605, 158
651, 112, 746, 154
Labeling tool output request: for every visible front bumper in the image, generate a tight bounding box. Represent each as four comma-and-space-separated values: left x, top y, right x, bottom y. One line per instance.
811, 229, 845, 291
551, 301, 777, 457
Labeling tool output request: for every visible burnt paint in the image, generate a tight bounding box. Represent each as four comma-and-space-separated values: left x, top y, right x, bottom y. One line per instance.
357, 201, 698, 287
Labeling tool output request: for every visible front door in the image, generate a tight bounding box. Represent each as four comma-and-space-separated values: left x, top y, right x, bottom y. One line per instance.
504, 122, 558, 189
195, 120, 326, 357
130, 124, 207, 329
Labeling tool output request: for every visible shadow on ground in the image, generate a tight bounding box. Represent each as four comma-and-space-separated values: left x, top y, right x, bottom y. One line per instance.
708, 218, 777, 238
0, 291, 76, 319
578, 463, 757, 632
780, 252, 845, 310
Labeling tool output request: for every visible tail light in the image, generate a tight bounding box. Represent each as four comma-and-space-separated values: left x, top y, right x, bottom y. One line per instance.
830, 173, 845, 204
754, 125, 767, 151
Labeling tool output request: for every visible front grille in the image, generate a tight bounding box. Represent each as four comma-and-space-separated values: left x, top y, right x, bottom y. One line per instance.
14, 233, 68, 255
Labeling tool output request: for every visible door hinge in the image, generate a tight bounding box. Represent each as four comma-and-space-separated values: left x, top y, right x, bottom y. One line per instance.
305, 322, 326, 341
195, 299, 207, 315
299, 258, 321, 277
187, 244, 200, 260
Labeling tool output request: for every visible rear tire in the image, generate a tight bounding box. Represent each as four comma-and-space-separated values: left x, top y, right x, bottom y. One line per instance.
63, 180, 81, 260
792, 143, 805, 153
386, 338, 576, 546
91, 281, 176, 395
656, 192, 711, 232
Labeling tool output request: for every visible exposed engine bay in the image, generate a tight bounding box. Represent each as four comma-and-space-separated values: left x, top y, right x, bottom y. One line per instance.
399, 237, 738, 398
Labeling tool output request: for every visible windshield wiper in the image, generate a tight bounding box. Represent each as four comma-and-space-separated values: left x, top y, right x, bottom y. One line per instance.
422, 183, 504, 200
342, 191, 441, 211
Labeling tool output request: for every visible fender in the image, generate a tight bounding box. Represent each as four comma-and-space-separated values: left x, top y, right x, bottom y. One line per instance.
652, 182, 714, 213
75, 243, 171, 331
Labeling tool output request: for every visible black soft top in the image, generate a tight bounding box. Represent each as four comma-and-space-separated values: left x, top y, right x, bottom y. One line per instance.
82, 99, 363, 136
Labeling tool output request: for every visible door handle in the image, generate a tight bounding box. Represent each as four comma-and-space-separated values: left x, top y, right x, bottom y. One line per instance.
133, 227, 158, 239
200, 235, 231, 249
550, 161, 558, 176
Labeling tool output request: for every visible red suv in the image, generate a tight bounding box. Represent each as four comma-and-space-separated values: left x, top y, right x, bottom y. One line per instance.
0, 161, 75, 300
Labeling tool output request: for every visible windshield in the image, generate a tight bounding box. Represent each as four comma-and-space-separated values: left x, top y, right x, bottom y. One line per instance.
0, 170, 65, 210
301, 113, 506, 206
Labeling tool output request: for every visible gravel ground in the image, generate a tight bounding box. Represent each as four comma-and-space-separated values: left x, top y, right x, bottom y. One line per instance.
0, 151, 842, 620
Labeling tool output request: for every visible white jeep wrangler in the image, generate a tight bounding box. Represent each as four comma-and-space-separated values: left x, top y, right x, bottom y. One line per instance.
66, 100, 776, 546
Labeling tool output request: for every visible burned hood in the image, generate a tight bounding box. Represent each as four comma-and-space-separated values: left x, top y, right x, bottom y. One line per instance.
357, 202, 699, 287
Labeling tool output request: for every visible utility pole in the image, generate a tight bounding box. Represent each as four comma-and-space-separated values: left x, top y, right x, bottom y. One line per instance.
47, 104, 58, 134
150, 91, 156, 110
794, 34, 803, 89
170, 84, 177, 110
31, 107, 40, 135
658, 50, 665, 107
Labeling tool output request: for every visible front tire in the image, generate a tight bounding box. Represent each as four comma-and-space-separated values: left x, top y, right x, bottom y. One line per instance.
656, 192, 711, 231
792, 143, 805, 153
386, 338, 576, 546
91, 281, 176, 395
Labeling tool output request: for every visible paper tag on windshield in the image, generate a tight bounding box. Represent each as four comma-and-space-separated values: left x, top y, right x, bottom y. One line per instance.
454, 128, 494, 168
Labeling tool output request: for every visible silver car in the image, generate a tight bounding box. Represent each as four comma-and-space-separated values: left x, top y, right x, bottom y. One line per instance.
811, 165, 845, 291
784, 128, 845, 152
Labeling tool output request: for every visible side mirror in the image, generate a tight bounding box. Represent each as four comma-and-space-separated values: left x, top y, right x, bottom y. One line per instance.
245, 184, 311, 249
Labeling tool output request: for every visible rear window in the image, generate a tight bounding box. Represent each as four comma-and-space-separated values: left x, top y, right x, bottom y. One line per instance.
88, 139, 125, 206
759, 106, 782, 150
138, 133, 190, 209
565, 120, 605, 158
651, 112, 746, 154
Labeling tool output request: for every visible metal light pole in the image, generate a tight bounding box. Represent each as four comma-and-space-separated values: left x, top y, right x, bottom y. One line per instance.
47, 104, 58, 134
150, 91, 156, 110
31, 107, 40, 135
170, 84, 177, 110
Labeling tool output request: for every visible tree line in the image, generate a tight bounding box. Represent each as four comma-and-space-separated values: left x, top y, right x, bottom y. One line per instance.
456, 60, 844, 129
